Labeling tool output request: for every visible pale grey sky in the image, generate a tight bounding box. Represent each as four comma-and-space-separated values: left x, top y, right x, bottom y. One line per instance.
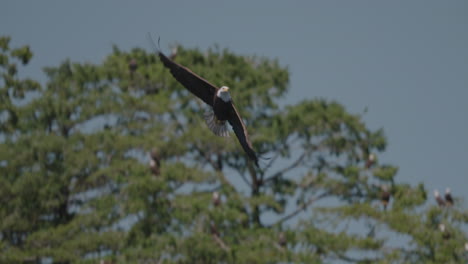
1, 0, 467, 202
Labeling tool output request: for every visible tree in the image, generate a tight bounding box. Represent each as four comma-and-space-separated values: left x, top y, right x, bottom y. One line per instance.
0, 36, 467, 263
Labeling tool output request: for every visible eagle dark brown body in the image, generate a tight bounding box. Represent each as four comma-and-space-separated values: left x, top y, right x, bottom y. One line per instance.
212, 95, 231, 121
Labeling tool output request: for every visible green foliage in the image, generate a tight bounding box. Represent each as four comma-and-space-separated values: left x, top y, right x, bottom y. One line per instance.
0, 36, 467, 264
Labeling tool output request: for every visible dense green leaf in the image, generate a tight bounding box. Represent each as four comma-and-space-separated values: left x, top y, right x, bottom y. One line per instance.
1, 35, 467, 264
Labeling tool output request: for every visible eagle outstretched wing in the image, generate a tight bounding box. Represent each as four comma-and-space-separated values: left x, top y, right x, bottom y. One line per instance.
159, 52, 217, 106
228, 104, 259, 167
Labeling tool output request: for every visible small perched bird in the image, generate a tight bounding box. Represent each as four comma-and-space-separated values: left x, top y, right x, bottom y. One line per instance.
444, 188, 454, 206
128, 58, 138, 72
210, 221, 219, 236
149, 148, 160, 176
380, 185, 391, 210
434, 189, 446, 207
212, 191, 221, 207
278, 232, 287, 247
156, 46, 259, 166
366, 153, 376, 169
128, 58, 138, 81
439, 224, 451, 240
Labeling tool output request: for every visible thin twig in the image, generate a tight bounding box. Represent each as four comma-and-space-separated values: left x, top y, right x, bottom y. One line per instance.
263, 136, 300, 172
236, 169, 252, 188
274, 243, 286, 252
212, 234, 230, 251
247, 160, 258, 187
271, 192, 329, 226
195, 145, 220, 171
334, 252, 378, 263
264, 152, 307, 184
263, 152, 280, 171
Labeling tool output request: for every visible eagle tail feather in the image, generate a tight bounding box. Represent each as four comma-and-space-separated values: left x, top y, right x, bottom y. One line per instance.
204, 109, 230, 137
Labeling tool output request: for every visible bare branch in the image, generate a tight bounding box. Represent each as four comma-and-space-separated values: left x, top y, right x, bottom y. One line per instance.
236, 169, 252, 188
212, 234, 230, 251
334, 252, 378, 263
247, 160, 258, 187
195, 145, 221, 171
264, 152, 307, 184
263, 135, 300, 172
274, 243, 286, 252
263, 152, 280, 172
271, 192, 329, 226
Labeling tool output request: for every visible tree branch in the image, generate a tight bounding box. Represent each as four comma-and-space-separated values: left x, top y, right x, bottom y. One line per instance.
264, 152, 307, 184
263, 152, 280, 172
236, 169, 252, 188
334, 252, 378, 263
195, 145, 221, 172
263, 135, 300, 172
212, 234, 230, 252
271, 192, 329, 226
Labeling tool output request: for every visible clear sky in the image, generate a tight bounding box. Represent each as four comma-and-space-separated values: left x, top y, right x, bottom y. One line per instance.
1, 1, 467, 202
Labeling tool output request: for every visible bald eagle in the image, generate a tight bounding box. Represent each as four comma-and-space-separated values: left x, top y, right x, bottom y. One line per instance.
439, 224, 451, 240
445, 188, 454, 206
434, 189, 446, 207
366, 153, 376, 169
212, 191, 221, 207
380, 185, 390, 210
149, 148, 160, 176
158, 51, 259, 166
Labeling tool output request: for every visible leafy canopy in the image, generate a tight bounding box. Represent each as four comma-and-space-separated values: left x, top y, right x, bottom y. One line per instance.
0, 36, 467, 264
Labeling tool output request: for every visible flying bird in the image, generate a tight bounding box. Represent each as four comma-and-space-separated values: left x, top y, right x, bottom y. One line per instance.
445, 188, 454, 206
434, 189, 445, 207
157, 48, 259, 166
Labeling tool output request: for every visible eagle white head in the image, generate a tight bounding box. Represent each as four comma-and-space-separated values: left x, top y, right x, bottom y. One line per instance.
212, 191, 221, 206
434, 189, 440, 197
217, 86, 231, 102
445, 187, 451, 194
439, 223, 445, 232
